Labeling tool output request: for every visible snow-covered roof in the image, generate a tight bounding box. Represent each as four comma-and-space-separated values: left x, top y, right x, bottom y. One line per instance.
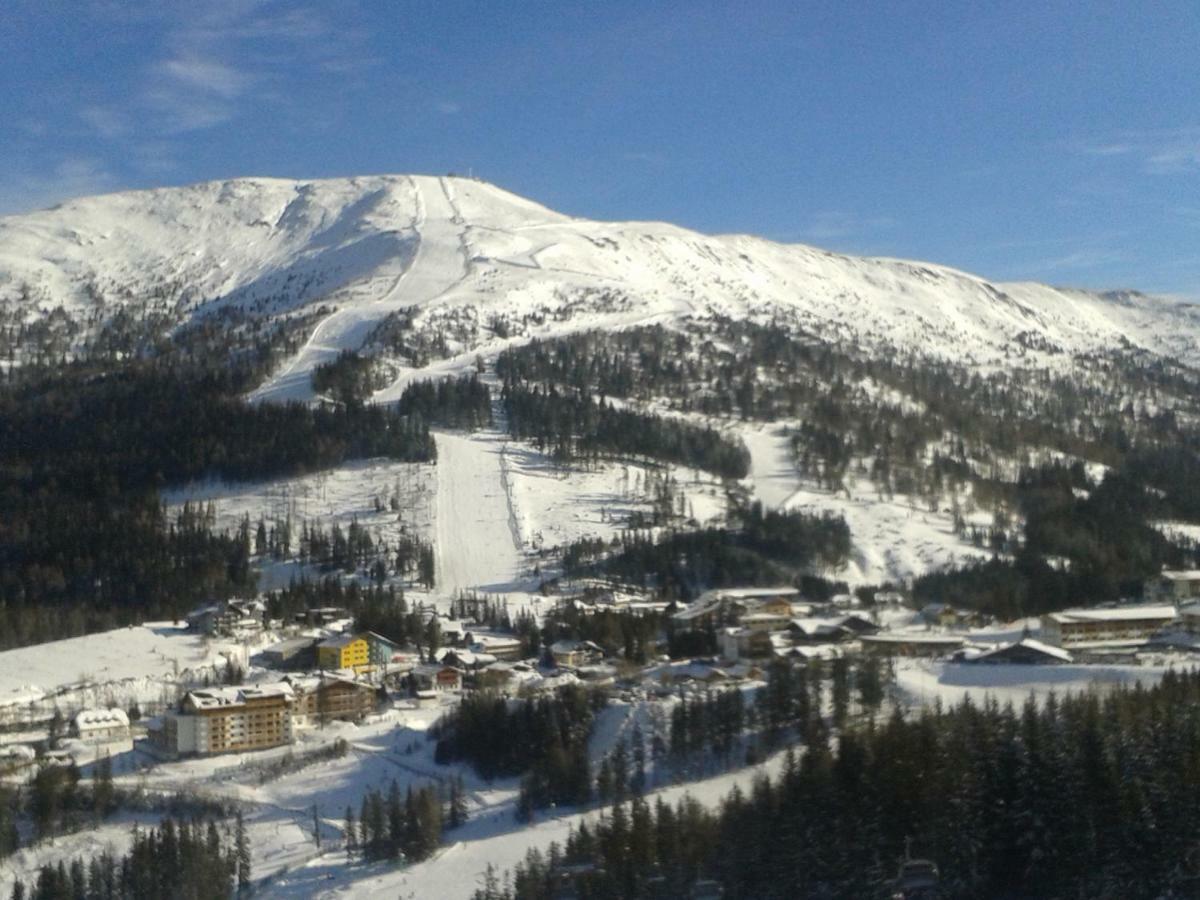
185, 683, 294, 709
718, 587, 800, 600
1161, 570, 1200, 582
264, 637, 317, 654
672, 594, 724, 622
790, 617, 850, 637
775, 644, 843, 660
469, 633, 523, 649
972, 638, 1073, 663
282, 672, 364, 691
73, 708, 129, 729
1047, 605, 1177, 624
740, 612, 790, 624
318, 633, 364, 649
673, 587, 799, 622
646, 659, 733, 682
412, 663, 461, 677
860, 632, 966, 646
434, 647, 494, 667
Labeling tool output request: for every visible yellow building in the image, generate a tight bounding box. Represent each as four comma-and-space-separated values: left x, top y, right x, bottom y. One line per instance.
317, 634, 371, 671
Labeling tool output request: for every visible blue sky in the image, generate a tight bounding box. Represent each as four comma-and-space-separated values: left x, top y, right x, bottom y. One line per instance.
2, 1, 1198, 295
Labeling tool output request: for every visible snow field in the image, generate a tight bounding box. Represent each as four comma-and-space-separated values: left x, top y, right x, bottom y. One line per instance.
740, 422, 992, 585
164, 458, 436, 566
892, 658, 1168, 710
272, 747, 792, 900
503, 444, 727, 553
0, 624, 243, 728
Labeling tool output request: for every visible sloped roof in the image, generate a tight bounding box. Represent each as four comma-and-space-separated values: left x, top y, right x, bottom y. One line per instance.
1047, 605, 1177, 624
74, 708, 129, 728
972, 638, 1073, 663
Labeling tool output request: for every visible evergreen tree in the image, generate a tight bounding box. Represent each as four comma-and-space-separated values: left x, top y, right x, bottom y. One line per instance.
234, 811, 251, 894
344, 806, 357, 854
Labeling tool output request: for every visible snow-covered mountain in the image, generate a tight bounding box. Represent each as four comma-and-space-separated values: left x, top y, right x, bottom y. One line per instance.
2, 174, 1198, 405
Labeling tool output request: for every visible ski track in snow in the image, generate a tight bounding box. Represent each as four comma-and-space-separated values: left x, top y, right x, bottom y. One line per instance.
265, 750, 793, 900
249, 176, 470, 405
433, 429, 525, 596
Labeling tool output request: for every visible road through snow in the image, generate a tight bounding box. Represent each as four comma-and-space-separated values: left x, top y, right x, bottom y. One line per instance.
433, 430, 524, 596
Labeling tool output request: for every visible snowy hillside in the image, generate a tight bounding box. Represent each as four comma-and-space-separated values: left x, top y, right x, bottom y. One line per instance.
3, 174, 1198, 396
4, 174, 1200, 592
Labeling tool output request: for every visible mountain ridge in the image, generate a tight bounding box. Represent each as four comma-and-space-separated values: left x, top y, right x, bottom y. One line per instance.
1, 174, 1198, 404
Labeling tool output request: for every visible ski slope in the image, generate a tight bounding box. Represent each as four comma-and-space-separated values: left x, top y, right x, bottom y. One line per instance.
740, 421, 991, 584
433, 430, 525, 595
263, 749, 793, 900
249, 176, 470, 404
2, 175, 1198, 373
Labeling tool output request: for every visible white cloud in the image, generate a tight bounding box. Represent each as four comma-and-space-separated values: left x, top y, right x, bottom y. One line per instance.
1076, 127, 1200, 174
1034, 248, 1125, 272
80, 105, 128, 139
160, 54, 251, 99
799, 211, 895, 241
73, 3, 370, 141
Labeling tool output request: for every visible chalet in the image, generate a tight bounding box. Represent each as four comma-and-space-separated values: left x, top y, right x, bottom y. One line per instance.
1179, 602, 1200, 635
474, 661, 540, 693
287, 674, 381, 726
738, 612, 793, 633
647, 659, 733, 686
71, 708, 130, 742
964, 638, 1073, 665
920, 602, 984, 629
788, 614, 877, 645
293, 606, 351, 627
411, 664, 463, 694
875, 590, 908, 607
435, 647, 495, 671
1040, 604, 1178, 648
0, 744, 36, 771
775, 643, 843, 663
548, 639, 604, 668
185, 599, 265, 638
385, 647, 423, 672
153, 683, 294, 757
720, 627, 774, 661
839, 613, 881, 636
1147, 570, 1200, 604
468, 633, 524, 661
672, 587, 801, 631
438, 619, 468, 646
749, 595, 798, 618
184, 603, 223, 635
859, 633, 966, 658
575, 663, 618, 685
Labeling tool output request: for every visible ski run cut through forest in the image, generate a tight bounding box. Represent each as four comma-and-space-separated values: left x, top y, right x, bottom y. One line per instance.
1, 174, 1200, 899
